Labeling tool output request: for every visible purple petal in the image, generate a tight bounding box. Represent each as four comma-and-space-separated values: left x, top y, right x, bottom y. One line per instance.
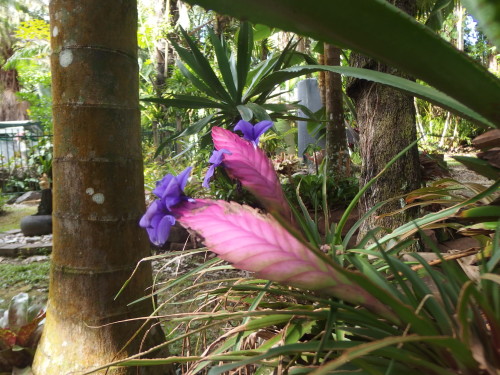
152, 174, 174, 198
155, 214, 176, 246
252, 120, 273, 145
139, 200, 160, 228
208, 148, 231, 164
234, 120, 255, 142
177, 166, 193, 191
203, 149, 231, 189
202, 165, 216, 189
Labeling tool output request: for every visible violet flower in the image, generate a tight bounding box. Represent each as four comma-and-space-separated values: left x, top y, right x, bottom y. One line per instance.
202, 149, 231, 188
140, 166, 192, 246
234, 120, 273, 146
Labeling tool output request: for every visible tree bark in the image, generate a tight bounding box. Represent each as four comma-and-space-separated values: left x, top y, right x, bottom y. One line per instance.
33, 1, 167, 374
324, 44, 349, 179
347, 0, 421, 242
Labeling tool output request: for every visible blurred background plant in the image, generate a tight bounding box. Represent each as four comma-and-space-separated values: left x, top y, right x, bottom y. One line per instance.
0, 292, 45, 374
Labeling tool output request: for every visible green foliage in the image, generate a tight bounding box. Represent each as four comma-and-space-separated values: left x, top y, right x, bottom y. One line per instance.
182, 0, 500, 128
109, 160, 500, 375
5, 18, 52, 131
143, 22, 317, 156
0, 262, 50, 289
283, 173, 358, 213
26, 136, 52, 178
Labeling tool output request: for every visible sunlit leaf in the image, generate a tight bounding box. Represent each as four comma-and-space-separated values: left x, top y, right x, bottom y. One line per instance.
182, 0, 500, 127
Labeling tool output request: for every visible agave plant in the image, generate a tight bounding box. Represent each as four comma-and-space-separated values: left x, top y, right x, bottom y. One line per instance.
0, 293, 45, 373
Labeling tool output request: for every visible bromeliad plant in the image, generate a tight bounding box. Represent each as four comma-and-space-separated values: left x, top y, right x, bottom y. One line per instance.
131, 122, 500, 374
142, 22, 319, 156
0, 293, 45, 373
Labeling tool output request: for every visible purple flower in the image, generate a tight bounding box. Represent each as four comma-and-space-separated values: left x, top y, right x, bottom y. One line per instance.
202, 149, 231, 188
140, 166, 192, 246
234, 120, 273, 146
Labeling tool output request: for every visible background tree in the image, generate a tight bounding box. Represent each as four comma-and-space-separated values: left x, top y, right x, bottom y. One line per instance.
32, 1, 166, 373
347, 0, 422, 241
324, 43, 350, 179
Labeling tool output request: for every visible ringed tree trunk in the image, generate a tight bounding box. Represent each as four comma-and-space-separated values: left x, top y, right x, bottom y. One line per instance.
347, 0, 421, 243
33, 1, 166, 374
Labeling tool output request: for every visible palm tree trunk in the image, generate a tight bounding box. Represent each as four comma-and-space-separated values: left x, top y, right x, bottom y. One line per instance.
33, 1, 166, 373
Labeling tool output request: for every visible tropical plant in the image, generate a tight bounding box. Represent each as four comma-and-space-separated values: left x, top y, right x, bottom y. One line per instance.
97, 123, 500, 375
179, 0, 500, 131
0, 292, 45, 373
143, 22, 317, 154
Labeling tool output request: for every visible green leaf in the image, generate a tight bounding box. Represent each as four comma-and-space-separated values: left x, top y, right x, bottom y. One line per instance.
208, 28, 238, 99
142, 95, 225, 109
425, 0, 455, 32
312, 335, 472, 375
236, 104, 253, 121
367, 179, 500, 251
452, 156, 500, 180
182, 0, 500, 127
460, 205, 500, 219
236, 22, 253, 102
487, 221, 500, 271
255, 65, 495, 128
245, 102, 272, 121
152, 114, 215, 158
176, 28, 234, 104
253, 24, 273, 41
175, 60, 222, 100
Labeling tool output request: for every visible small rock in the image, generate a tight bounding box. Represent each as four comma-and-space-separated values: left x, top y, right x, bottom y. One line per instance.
21, 255, 50, 264
4, 229, 21, 235
25, 236, 42, 243
14, 191, 42, 204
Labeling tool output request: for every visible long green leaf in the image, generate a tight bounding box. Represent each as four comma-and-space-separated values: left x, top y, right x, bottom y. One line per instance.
310, 335, 471, 375
425, 0, 455, 32
153, 114, 215, 158
177, 27, 235, 104
208, 28, 238, 99
176, 60, 222, 100
254, 65, 494, 128
236, 104, 253, 121
367, 179, 500, 251
244, 102, 272, 121
236, 22, 253, 102
182, 0, 500, 127
142, 96, 225, 109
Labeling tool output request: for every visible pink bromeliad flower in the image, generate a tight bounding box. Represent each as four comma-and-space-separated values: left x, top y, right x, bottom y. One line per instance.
210, 126, 292, 222
173, 199, 397, 321
141, 124, 398, 322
